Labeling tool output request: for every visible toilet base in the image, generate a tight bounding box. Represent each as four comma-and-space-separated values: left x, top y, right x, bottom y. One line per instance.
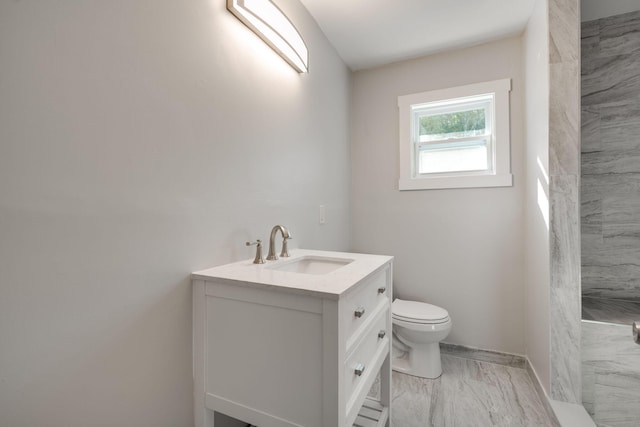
392, 342, 443, 379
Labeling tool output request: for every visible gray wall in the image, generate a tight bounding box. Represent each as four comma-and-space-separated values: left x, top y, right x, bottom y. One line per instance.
0, 1, 351, 425
351, 37, 527, 355
581, 10, 640, 302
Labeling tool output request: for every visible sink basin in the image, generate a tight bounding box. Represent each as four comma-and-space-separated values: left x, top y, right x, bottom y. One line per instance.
266, 256, 353, 275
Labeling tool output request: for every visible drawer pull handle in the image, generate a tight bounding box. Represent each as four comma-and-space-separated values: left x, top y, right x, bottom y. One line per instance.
378, 286, 386, 294
354, 363, 365, 376
378, 330, 386, 339
354, 307, 365, 318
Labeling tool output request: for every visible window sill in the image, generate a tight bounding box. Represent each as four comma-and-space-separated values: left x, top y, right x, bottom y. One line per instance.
399, 173, 513, 191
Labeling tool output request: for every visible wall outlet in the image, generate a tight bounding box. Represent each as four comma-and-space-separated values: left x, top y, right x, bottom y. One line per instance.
319, 205, 326, 224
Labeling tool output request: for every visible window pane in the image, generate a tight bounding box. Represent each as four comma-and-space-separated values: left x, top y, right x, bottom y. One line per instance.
418, 108, 486, 141
418, 143, 488, 174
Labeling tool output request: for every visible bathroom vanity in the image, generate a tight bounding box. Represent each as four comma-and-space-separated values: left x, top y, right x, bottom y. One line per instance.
192, 249, 393, 427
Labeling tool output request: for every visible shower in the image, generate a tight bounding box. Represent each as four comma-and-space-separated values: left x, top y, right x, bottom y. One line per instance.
580, 2, 640, 425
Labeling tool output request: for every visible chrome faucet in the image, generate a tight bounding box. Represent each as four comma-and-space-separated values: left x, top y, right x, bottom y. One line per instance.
267, 225, 292, 260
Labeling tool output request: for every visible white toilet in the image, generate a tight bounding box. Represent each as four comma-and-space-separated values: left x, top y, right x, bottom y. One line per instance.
392, 298, 452, 379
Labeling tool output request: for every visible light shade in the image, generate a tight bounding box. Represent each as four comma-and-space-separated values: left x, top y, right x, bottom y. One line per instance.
227, 0, 309, 73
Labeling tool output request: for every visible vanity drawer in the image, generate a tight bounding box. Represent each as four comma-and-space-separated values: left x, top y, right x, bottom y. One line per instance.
343, 309, 389, 404
342, 267, 389, 346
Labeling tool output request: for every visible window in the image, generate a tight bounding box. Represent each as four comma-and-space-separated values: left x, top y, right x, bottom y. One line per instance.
398, 79, 512, 190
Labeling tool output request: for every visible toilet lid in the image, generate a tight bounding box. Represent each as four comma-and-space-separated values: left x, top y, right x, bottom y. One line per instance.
392, 298, 449, 323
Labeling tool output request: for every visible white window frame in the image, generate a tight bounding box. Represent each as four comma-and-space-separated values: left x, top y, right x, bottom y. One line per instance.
398, 79, 513, 190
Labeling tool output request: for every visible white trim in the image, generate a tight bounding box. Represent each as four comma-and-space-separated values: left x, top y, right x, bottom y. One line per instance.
398, 78, 512, 191
399, 173, 512, 191
398, 79, 511, 107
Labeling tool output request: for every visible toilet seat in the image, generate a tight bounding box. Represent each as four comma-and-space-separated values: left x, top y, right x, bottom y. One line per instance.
392, 298, 449, 324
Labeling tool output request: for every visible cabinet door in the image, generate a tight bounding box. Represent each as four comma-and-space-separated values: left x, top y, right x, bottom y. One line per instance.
205, 283, 324, 427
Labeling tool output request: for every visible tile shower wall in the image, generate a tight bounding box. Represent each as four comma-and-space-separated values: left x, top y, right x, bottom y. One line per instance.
582, 321, 640, 426
581, 10, 640, 302
549, 0, 582, 404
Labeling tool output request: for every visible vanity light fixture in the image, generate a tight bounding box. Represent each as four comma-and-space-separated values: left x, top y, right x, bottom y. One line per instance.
227, 0, 309, 73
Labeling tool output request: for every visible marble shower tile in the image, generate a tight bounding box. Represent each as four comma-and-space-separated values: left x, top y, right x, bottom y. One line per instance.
549, 0, 582, 409
580, 10, 640, 424
581, 19, 599, 39
550, 62, 581, 176
593, 372, 640, 427
581, 173, 640, 200
582, 54, 640, 106
582, 151, 640, 175
581, 360, 595, 416
581, 297, 640, 324
582, 321, 640, 426
603, 221, 640, 239
580, 173, 640, 231
581, 264, 640, 301
603, 193, 640, 238
581, 232, 640, 265
580, 233, 603, 260
580, 208, 601, 235
549, 0, 579, 64
599, 101, 640, 149
550, 286, 582, 403
580, 193, 602, 236
599, 10, 640, 57
582, 321, 640, 370
550, 174, 581, 403
582, 222, 640, 299
581, 20, 600, 58
580, 172, 602, 236
580, 107, 601, 153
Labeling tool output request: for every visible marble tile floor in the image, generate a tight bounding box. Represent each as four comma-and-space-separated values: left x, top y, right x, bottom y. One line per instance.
582, 296, 640, 325
385, 354, 559, 427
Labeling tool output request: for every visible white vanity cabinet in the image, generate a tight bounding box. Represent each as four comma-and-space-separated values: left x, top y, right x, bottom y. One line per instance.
192, 250, 393, 427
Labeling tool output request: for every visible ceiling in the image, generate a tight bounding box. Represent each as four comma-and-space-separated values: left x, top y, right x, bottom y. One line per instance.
298, 0, 536, 71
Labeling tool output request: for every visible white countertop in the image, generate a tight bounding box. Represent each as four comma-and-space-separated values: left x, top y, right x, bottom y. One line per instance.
192, 249, 393, 299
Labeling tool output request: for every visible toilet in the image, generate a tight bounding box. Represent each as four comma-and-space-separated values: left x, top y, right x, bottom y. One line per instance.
392, 298, 452, 379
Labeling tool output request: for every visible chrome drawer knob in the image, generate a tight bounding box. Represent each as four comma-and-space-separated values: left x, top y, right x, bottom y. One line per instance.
354, 307, 365, 318
378, 330, 386, 339
378, 286, 386, 294
354, 363, 365, 376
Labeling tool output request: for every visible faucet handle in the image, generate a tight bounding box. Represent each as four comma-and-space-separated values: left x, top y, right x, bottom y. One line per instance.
246, 240, 265, 264
280, 235, 292, 258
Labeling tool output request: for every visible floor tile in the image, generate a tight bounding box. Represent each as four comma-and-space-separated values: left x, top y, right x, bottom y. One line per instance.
389, 355, 558, 426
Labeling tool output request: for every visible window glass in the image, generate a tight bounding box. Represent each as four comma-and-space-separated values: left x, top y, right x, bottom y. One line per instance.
418, 107, 487, 141
412, 95, 493, 176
